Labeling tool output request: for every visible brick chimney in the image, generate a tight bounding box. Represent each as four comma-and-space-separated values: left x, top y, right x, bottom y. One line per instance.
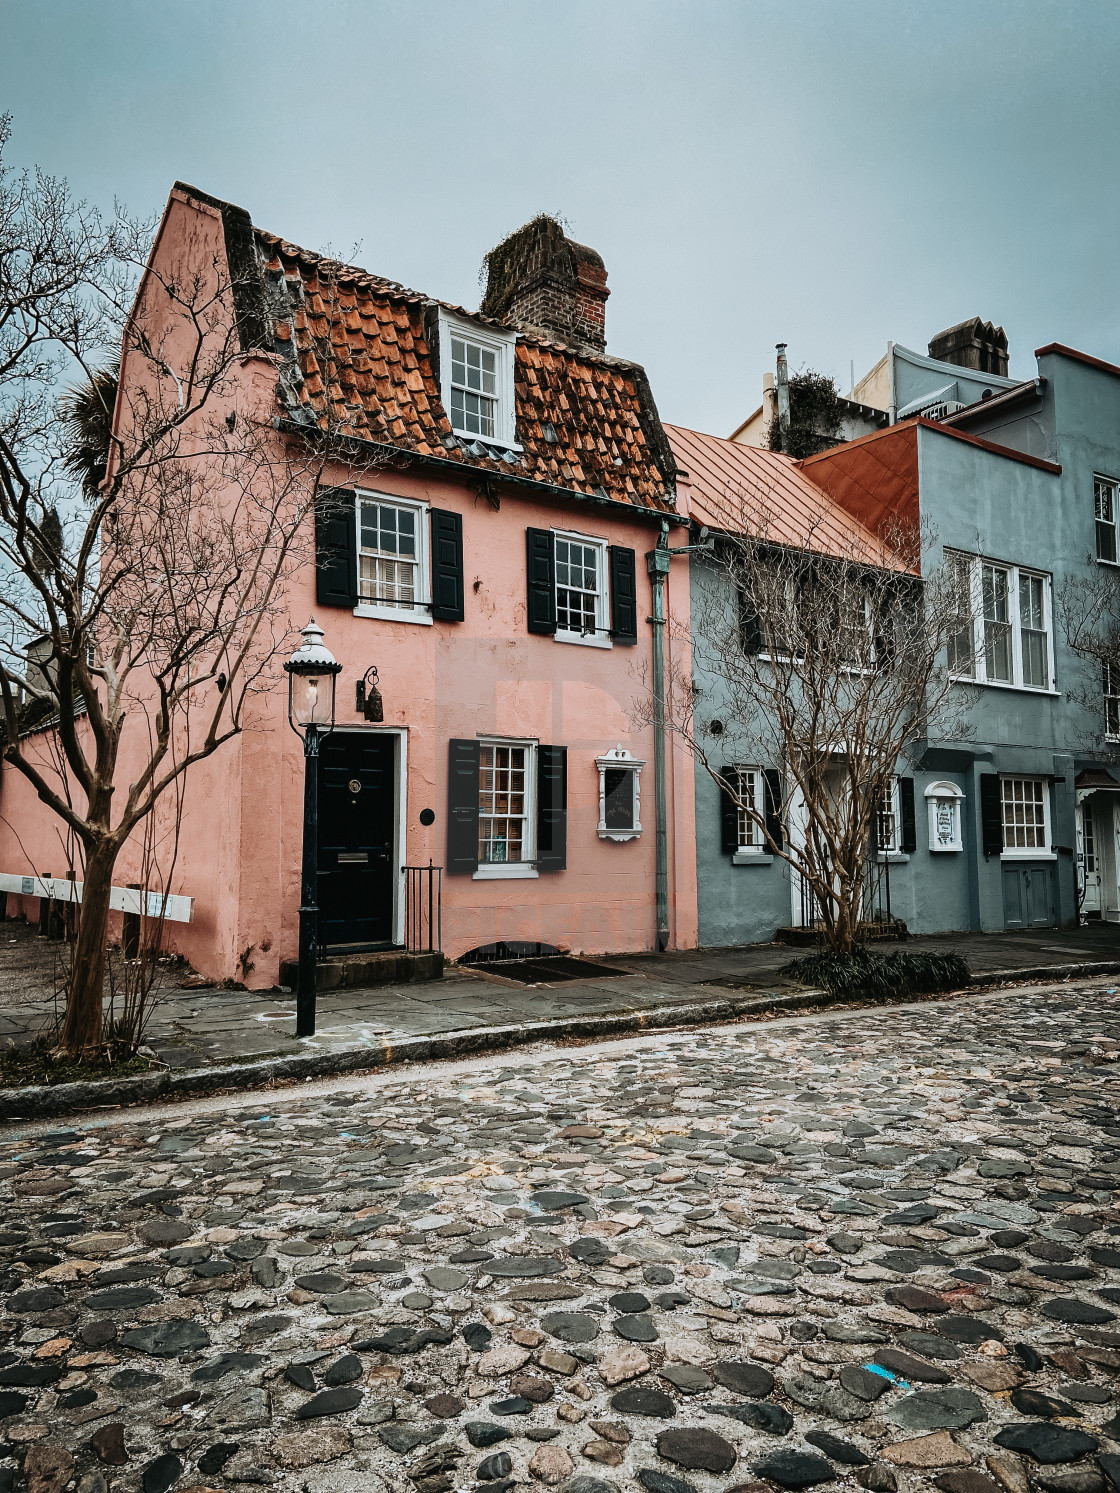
480, 216, 609, 354
928, 317, 1009, 377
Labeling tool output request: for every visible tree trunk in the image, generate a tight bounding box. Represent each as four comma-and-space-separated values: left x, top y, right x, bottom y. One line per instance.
59, 842, 117, 1057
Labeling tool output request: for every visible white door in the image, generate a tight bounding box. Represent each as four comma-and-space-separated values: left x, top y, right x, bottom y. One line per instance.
1079, 800, 1102, 916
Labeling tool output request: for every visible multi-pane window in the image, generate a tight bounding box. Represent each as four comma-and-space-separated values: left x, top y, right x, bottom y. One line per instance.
875, 778, 900, 855
733, 767, 762, 851
1096, 477, 1119, 563
479, 743, 531, 865
359, 499, 420, 610
1001, 777, 1049, 852
450, 336, 498, 438
946, 552, 1052, 691
1105, 663, 1120, 739
556, 536, 604, 637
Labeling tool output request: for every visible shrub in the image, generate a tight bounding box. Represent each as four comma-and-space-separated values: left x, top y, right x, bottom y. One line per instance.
780, 946, 970, 1001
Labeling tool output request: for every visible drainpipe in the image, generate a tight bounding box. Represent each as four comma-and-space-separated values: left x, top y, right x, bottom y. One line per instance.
648, 521, 672, 952
775, 343, 791, 453
887, 339, 897, 425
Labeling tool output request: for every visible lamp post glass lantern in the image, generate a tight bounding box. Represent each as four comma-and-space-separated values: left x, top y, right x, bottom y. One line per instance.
284, 619, 342, 1037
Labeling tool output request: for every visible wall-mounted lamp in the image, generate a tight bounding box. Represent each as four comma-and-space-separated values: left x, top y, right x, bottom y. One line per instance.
356, 666, 383, 722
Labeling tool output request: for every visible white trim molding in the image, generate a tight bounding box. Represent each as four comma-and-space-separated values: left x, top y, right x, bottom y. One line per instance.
596, 744, 645, 841
437, 310, 519, 450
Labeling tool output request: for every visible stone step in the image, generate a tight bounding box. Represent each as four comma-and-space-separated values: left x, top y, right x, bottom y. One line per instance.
278, 949, 443, 991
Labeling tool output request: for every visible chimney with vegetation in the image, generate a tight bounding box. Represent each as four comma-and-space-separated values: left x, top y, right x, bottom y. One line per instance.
480, 215, 609, 355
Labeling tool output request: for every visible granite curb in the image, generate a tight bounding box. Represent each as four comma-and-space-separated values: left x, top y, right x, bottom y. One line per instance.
3, 957, 1119, 1122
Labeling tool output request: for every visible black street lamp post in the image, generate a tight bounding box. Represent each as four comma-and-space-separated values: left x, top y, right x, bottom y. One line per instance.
284, 619, 342, 1038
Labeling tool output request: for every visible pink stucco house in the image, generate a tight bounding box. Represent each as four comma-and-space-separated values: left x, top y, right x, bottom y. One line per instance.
0, 186, 698, 987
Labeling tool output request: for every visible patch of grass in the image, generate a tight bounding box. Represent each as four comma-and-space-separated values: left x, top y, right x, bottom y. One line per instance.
0, 1036, 159, 1089
780, 946, 970, 1001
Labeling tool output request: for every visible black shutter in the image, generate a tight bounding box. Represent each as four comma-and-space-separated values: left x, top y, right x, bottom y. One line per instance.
719, 767, 739, 854
430, 508, 464, 622
609, 546, 638, 643
740, 591, 763, 654
899, 776, 917, 853
764, 769, 784, 851
526, 529, 556, 635
536, 745, 566, 871
980, 773, 1003, 858
447, 739, 480, 875
314, 488, 358, 608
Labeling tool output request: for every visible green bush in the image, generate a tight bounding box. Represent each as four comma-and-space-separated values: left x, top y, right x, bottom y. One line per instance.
780, 946, 970, 1001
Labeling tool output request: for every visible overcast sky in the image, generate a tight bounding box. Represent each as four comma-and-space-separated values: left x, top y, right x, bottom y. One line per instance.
3, 0, 1117, 437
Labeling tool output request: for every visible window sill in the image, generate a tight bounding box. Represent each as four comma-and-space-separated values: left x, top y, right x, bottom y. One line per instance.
950, 678, 1060, 698
876, 852, 910, 864
473, 863, 539, 880
450, 427, 523, 453
599, 828, 642, 842
555, 630, 612, 650
354, 604, 433, 626
732, 851, 773, 866
1000, 851, 1057, 862
930, 844, 964, 854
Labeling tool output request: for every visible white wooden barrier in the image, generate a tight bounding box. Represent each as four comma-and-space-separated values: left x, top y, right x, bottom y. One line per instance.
0, 873, 193, 924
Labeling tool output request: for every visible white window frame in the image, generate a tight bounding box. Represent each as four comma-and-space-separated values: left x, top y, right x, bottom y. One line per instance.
925, 780, 964, 853
728, 765, 765, 855
875, 776, 902, 858
945, 550, 1056, 694
1096, 475, 1119, 565
353, 491, 432, 626
1105, 662, 1120, 742
596, 745, 644, 841
437, 310, 519, 451
553, 528, 612, 649
473, 737, 539, 881
1000, 775, 1054, 860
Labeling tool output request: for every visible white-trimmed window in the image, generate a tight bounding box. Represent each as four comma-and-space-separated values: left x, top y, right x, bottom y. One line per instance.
1001, 776, 1051, 856
476, 740, 536, 877
1106, 663, 1120, 741
1096, 476, 1119, 563
946, 551, 1053, 691
355, 493, 431, 625
438, 311, 518, 450
875, 777, 901, 855
596, 745, 644, 841
730, 766, 763, 853
555, 531, 610, 648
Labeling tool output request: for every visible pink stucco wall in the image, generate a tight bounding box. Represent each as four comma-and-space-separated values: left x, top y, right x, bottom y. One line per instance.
0, 190, 698, 987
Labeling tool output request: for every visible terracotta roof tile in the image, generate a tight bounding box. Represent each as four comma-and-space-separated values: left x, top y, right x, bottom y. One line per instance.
255, 230, 675, 511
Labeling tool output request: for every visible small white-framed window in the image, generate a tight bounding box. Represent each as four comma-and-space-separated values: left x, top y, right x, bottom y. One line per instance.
1000, 776, 1051, 857
355, 493, 432, 625
730, 766, 764, 853
1105, 663, 1120, 741
925, 780, 964, 853
875, 777, 901, 855
474, 739, 538, 880
438, 311, 518, 450
554, 530, 611, 648
596, 745, 644, 841
1096, 476, 1119, 564
945, 551, 1054, 692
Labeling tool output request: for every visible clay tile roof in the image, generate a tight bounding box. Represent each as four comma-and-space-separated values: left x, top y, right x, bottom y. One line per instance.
665, 424, 906, 569
255, 229, 676, 512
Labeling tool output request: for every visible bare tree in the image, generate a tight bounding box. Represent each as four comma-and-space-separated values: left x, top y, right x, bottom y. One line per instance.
1056, 564, 1120, 747
0, 121, 371, 1057
655, 513, 970, 953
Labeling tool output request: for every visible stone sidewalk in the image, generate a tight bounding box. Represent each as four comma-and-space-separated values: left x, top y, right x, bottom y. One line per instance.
3, 921, 1120, 1077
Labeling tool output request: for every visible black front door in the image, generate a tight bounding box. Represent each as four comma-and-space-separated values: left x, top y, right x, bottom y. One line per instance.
318, 732, 396, 949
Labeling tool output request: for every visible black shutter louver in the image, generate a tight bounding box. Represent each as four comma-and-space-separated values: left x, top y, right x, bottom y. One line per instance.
740, 591, 763, 654
720, 767, 739, 854
315, 487, 358, 608
764, 768, 784, 851
430, 508, 464, 621
980, 773, 1003, 858
447, 739, 480, 875
526, 529, 556, 635
899, 776, 917, 853
609, 546, 638, 643
536, 745, 567, 871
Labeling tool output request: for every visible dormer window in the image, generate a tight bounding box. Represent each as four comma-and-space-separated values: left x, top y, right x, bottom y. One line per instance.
437, 312, 518, 450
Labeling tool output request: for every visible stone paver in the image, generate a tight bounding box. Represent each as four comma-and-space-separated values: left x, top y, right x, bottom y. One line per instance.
1, 979, 1120, 1490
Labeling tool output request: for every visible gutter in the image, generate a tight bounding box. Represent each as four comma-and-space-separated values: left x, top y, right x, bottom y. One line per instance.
273, 421, 688, 528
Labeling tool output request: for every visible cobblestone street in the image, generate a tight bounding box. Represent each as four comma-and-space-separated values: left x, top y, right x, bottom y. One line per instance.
2, 981, 1120, 1493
